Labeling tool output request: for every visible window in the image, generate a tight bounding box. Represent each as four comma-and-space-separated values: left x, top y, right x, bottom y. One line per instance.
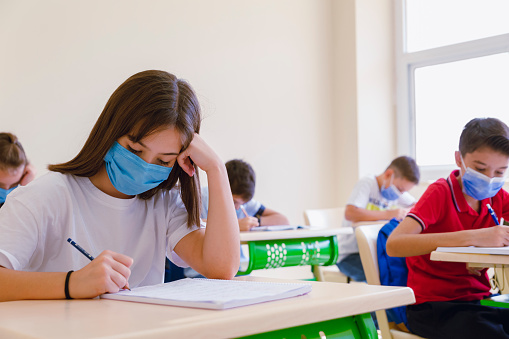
396, 0, 509, 181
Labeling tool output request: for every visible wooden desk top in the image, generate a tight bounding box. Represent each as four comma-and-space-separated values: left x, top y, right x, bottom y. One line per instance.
0, 277, 415, 339
239, 227, 353, 242
431, 250, 509, 266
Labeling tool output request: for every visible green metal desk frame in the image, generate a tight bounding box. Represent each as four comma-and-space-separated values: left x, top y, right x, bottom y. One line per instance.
236, 235, 377, 339
237, 235, 339, 276
237, 313, 377, 339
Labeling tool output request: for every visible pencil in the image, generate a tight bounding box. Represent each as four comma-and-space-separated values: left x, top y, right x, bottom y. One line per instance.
241, 206, 249, 218
66, 238, 130, 290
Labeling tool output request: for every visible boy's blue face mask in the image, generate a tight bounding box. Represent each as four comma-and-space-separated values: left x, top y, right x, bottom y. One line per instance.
380, 174, 402, 201
104, 141, 173, 196
460, 156, 506, 201
0, 186, 18, 204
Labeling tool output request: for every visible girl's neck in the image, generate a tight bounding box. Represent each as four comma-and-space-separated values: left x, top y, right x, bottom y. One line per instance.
89, 165, 134, 199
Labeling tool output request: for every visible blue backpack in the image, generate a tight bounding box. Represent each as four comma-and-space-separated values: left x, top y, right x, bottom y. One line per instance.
377, 218, 408, 327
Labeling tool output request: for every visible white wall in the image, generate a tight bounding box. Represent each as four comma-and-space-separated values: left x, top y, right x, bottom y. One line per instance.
332, 0, 397, 204
0, 0, 396, 223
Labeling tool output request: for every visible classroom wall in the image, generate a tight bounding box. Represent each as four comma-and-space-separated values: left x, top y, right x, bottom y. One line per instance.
0, 0, 396, 224
332, 0, 397, 205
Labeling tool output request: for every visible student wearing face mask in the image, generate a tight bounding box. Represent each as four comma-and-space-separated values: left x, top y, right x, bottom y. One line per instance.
387, 118, 509, 338
0, 70, 239, 301
338, 156, 420, 282
0, 133, 36, 208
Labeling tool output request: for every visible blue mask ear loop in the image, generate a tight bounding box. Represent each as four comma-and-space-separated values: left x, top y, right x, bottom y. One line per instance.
382, 173, 393, 190
459, 154, 467, 174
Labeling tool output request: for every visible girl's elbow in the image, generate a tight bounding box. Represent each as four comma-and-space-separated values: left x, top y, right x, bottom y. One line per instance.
206, 266, 237, 280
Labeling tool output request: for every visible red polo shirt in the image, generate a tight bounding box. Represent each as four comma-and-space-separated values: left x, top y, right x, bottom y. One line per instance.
406, 170, 509, 305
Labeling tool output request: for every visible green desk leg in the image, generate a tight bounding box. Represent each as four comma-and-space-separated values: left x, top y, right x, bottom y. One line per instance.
237, 313, 377, 339
237, 236, 339, 276
481, 294, 509, 308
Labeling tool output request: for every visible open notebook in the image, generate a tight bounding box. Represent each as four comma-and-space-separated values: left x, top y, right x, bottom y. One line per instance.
250, 225, 311, 232
100, 278, 312, 310
436, 246, 509, 255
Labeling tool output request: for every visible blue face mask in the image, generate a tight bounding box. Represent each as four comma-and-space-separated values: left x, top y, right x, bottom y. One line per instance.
104, 141, 173, 196
0, 186, 18, 204
380, 175, 402, 201
460, 157, 506, 201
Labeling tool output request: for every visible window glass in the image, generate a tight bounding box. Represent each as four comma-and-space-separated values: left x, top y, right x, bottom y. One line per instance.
406, 0, 509, 52
414, 53, 509, 167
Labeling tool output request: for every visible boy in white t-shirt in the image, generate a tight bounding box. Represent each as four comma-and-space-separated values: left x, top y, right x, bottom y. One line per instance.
337, 156, 420, 282
201, 159, 289, 230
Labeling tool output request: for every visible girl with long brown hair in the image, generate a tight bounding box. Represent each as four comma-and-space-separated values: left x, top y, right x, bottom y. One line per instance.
0, 70, 239, 300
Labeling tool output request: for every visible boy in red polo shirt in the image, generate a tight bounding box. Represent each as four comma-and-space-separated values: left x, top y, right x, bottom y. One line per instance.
387, 117, 509, 338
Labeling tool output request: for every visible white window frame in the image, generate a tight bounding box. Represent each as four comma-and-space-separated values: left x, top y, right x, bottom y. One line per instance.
395, 0, 509, 182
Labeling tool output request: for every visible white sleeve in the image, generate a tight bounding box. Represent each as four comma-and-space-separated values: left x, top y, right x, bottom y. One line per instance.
166, 190, 203, 267
346, 177, 373, 208
397, 192, 416, 207
0, 194, 40, 270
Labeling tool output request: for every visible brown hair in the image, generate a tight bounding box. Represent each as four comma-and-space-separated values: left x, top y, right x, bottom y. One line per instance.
459, 117, 509, 157
387, 156, 420, 184
49, 70, 201, 228
225, 159, 256, 201
0, 132, 27, 171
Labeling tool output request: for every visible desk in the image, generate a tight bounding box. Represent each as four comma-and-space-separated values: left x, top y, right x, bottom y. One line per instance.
239, 228, 353, 277
430, 250, 509, 293
0, 276, 415, 339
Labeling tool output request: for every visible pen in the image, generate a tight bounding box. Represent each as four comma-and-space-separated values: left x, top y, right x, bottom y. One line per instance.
67, 238, 130, 290
486, 204, 500, 225
67, 238, 95, 261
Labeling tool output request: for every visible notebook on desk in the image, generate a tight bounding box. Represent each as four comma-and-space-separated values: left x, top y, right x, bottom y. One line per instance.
250, 225, 311, 232
436, 246, 509, 255
100, 278, 312, 310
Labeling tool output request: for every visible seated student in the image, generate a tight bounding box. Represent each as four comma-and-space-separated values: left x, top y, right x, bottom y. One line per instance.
338, 156, 420, 282
180, 159, 289, 279
387, 117, 509, 338
0, 70, 240, 301
0, 132, 36, 208
201, 159, 290, 230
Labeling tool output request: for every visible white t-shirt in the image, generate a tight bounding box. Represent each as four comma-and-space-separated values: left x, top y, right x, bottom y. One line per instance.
338, 175, 415, 260
0, 172, 201, 287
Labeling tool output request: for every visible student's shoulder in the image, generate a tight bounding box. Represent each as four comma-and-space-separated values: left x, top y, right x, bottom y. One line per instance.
28, 171, 76, 191
418, 178, 449, 203
6, 172, 74, 209
352, 175, 378, 193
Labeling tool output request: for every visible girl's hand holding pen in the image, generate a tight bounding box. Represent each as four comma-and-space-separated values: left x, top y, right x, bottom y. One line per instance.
70, 250, 133, 299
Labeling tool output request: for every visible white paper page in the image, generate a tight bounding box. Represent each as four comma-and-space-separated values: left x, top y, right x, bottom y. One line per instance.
251, 225, 311, 232
107, 278, 311, 303
436, 246, 509, 255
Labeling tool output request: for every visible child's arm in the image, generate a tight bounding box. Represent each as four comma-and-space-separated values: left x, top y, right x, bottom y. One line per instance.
173, 134, 240, 279
259, 208, 290, 226
345, 204, 409, 223
0, 250, 133, 301
387, 217, 509, 257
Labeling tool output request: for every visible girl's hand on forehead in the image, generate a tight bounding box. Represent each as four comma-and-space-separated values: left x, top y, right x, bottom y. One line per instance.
177, 134, 222, 176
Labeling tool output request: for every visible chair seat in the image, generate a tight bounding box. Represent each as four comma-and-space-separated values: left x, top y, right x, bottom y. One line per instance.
319, 265, 350, 283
